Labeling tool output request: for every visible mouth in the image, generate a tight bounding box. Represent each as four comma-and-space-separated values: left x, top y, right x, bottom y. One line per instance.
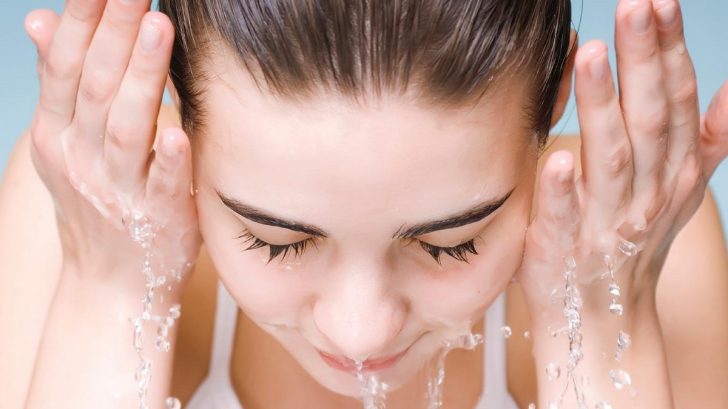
318, 346, 411, 375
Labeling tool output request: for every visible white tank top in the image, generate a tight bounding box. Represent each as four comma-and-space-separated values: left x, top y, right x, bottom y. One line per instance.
186, 281, 519, 408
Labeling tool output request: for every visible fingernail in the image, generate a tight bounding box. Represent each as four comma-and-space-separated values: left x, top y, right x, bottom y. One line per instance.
28, 18, 43, 33
162, 132, 179, 155
140, 18, 162, 52
589, 51, 608, 81
630, 3, 652, 33
655, 2, 677, 29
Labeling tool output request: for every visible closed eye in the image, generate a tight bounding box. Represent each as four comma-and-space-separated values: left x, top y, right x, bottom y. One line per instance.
236, 229, 317, 265
237, 228, 481, 266
416, 237, 480, 265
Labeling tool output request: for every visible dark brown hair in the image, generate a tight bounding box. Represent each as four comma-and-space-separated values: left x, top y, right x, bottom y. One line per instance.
158, 0, 572, 147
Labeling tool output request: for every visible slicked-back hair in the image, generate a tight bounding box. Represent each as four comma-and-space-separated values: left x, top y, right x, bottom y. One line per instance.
158, 0, 572, 148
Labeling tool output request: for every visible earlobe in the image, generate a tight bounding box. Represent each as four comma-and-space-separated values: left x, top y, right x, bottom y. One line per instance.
165, 75, 181, 112
550, 29, 578, 128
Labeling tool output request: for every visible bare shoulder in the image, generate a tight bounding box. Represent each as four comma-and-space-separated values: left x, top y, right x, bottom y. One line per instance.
0, 103, 183, 408
507, 134, 728, 407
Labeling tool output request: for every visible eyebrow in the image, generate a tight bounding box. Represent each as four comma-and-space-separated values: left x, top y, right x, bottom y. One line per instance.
217, 188, 515, 240
391, 188, 515, 239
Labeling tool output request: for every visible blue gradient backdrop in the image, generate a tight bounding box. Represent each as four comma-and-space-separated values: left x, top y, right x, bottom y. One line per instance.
1, 1, 727, 234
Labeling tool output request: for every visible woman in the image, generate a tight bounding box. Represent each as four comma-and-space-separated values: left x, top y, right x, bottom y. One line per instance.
1, 0, 727, 408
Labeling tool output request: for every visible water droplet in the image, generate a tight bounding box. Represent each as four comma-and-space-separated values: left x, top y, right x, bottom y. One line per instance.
523, 330, 531, 340
500, 326, 512, 339
609, 369, 632, 390
165, 397, 181, 409
548, 402, 559, 409
169, 304, 181, 319
155, 336, 171, 352
564, 255, 577, 272
617, 331, 631, 349
546, 362, 561, 381
618, 239, 637, 257
615, 330, 632, 361
133, 325, 143, 350
596, 402, 614, 409
609, 302, 624, 316
609, 283, 621, 297
528, 404, 536, 409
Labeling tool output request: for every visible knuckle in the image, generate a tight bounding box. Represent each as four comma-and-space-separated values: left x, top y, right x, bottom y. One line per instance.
45, 50, 79, 81
604, 142, 633, 176
679, 153, 703, 186
670, 79, 698, 108
630, 105, 670, 136
79, 68, 117, 104
105, 120, 134, 149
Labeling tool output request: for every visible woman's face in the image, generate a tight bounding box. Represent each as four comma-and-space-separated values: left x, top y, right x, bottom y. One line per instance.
187, 56, 541, 396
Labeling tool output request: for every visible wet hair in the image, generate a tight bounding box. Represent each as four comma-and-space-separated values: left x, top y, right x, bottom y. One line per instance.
157, 0, 572, 147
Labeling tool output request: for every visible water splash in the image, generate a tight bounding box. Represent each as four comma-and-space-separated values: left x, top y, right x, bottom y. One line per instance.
127, 213, 188, 409
355, 361, 389, 409
551, 255, 588, 407
425, 332, 483, 409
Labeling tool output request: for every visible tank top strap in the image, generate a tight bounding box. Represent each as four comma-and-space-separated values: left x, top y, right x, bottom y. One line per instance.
208, 280, 240, 375
185, 280, 244, 409
475, 291, 519, 409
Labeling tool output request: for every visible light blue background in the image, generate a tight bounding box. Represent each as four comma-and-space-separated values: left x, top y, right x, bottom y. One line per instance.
1, 1, 726, 235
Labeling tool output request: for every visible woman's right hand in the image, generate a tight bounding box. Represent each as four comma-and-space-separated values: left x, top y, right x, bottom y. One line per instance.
23, 0, 200, 292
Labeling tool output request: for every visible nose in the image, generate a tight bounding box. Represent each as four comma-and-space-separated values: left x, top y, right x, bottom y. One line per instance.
313, 263, 405, 362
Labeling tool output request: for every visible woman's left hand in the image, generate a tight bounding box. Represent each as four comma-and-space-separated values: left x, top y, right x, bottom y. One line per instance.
515, 0, 727, 406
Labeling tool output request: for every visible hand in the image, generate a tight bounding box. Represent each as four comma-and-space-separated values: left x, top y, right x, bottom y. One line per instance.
24, 0, 200, 292
515, 0, 727, 405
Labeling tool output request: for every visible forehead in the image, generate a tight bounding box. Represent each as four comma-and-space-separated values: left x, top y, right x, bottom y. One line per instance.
194, 59, 535, 228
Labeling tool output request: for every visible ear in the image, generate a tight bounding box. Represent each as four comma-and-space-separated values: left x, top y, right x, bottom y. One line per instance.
166, 75, 181, 112
550, 29, 578, 128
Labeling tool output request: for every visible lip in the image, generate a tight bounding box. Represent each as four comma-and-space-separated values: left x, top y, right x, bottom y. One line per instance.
318, 346, 411, 374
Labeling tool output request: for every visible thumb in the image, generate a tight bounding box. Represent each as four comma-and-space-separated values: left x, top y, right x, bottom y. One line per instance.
700, 79, 728, 179
24, 9, 60, 79
516, 150, 579, 287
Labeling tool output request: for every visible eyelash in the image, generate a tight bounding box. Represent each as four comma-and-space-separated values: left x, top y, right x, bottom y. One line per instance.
236, 229, 480, 265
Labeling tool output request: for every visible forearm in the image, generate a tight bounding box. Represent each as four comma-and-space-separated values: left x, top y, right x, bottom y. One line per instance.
530, 294, 674, 408
25, 270, 180, 409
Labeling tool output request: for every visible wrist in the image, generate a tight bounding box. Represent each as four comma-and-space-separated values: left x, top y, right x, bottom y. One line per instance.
528, 290, 673, 408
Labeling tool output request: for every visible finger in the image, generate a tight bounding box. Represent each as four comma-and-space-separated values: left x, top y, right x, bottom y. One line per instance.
651, 0, 701, 174
615, 0, 669, 227
105, 12, 174, 191
145, 128, 194, 226
74, 0, 151, 151
24, 9, 60, 79
575, 40, 632, 233
36, 0, 105, 136
701, 80, 728, 179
